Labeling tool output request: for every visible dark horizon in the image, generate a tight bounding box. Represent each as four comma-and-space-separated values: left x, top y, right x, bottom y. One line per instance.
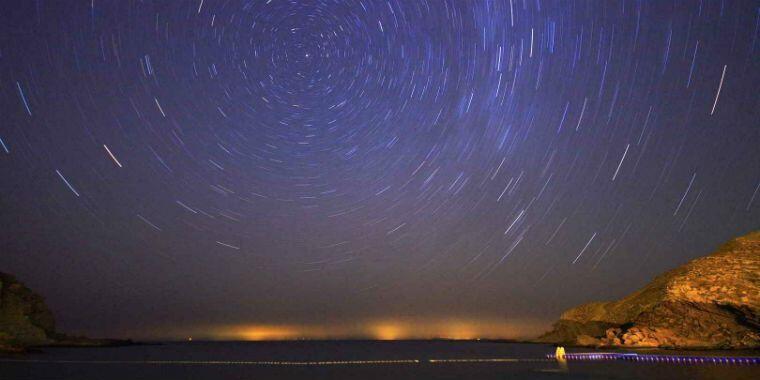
0, 0, 758, 341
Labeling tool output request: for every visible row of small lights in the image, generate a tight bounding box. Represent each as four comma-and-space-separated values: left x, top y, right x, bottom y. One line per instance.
548, 353, 760, 365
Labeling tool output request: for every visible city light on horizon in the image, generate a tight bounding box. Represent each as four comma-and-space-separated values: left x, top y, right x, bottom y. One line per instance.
177, 318, 548, 342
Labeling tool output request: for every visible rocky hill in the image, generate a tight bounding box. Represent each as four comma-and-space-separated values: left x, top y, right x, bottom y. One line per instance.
0, 272, 129, 352
538, 231, 759, 349
0, 272, 56, 352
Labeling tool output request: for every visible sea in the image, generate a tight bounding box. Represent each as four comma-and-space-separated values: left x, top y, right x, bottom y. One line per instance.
1, 341, 758, 379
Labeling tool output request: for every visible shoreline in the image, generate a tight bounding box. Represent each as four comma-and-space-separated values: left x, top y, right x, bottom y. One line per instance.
5, 337, 759, 355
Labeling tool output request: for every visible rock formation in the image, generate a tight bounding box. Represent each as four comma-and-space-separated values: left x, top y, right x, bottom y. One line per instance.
0, 272, 129, 352
0, 272, 56, 352
538, 231, 759, 349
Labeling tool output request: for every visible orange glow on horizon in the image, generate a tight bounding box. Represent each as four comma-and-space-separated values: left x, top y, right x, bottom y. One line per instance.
437, 322, 476, 340
238, 326, 301, 341
371, 323, 405, 340
194, 318, 547, 342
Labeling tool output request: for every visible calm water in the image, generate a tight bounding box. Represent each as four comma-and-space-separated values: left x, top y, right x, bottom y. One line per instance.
1, 341, 758, 380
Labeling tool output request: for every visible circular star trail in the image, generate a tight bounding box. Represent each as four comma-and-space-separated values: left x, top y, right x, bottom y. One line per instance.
0, 0, 758, 337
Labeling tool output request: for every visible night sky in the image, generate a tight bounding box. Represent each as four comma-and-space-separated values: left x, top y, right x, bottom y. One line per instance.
0, 0, 758, 340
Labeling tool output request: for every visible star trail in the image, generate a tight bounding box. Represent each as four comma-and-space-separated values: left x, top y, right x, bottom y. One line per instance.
0, 0, 758, 339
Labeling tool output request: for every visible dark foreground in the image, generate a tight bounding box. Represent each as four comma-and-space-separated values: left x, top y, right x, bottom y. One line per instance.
1, 341, 757, 380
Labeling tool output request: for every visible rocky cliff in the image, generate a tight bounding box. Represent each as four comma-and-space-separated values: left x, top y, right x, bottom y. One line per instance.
0, 272, 56, 352
0, 272, 130, 352
538, 231, 760, 349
